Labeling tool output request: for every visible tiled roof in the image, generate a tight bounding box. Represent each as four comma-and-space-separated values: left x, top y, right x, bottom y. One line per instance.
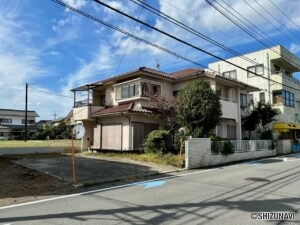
72, 66, 258, 92
171, 68, 204, 78
92, 102, 153, 116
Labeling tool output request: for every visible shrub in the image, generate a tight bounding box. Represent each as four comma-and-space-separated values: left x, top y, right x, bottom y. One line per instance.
142, 130, 172, 154
261, 130, 273, 140
221, 140, 235, 155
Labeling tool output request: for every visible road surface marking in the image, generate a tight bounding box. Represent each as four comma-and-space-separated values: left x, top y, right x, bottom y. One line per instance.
138, 180, 166, 189
0, 168, 215, 210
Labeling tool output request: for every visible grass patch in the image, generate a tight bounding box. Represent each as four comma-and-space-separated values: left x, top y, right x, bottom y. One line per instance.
0, 140, 81, 148
84, 151, 184, 168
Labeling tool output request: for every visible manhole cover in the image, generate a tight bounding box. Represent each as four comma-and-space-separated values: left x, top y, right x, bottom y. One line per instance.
245, 177, 271, 183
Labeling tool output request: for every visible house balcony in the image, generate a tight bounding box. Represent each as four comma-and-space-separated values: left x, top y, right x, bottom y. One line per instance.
271, 73, 300, 90
73, 105, 104, 121
220, 98, 238, 121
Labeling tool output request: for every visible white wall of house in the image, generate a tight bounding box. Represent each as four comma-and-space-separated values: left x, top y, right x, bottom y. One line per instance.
208, 45, 300, 130
0, 115, 36, 125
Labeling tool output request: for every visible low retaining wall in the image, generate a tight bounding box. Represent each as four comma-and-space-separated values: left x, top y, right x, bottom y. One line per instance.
185, 138, 276, 169
276, 140, 291, 155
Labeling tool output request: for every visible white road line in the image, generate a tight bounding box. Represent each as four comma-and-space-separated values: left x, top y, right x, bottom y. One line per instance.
0, 168, 215, 210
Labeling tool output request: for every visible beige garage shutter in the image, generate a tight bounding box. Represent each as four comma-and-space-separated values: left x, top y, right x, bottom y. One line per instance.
102, 124, 122, 150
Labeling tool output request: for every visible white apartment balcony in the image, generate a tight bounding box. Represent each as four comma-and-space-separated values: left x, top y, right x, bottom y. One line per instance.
272, 46, 300, 72
73, 105, 104, 121
271, 73, 300, 90
220, 98, 238, 121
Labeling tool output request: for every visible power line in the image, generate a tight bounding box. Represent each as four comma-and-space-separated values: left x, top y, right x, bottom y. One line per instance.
51, 0, 205, 68
132, 0, 261, 66
216, 0, 278, 47
205, 0, 281, 56
205, 0, 298, 74
51, 0, 300, 93
29, 87, 73, 99
92, 0, 300, 93
252, 0, 298, 41
114, 1, 145, 74
131, 0, 283, 77
267, 0, 300, 31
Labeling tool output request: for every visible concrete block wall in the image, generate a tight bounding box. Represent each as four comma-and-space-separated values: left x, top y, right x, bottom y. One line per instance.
276, 139, 291, 155
185, 138, 276, 169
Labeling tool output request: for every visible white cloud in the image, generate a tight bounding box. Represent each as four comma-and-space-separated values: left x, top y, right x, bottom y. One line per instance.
62, 45, 114, 95
62, 0, 86, 11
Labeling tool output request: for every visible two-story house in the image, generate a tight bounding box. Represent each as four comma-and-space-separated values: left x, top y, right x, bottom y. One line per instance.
71, 67, 258, 150
0, 109, 39, 139
208, 45, 300, 138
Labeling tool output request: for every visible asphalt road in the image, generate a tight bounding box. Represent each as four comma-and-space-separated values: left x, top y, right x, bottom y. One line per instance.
1, 153, 300, 225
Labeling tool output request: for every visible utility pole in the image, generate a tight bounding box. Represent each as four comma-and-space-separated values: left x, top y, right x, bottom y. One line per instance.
24, 83, 28, 142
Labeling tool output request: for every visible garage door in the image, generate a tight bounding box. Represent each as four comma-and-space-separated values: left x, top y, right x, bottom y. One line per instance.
101, 124, 122, 150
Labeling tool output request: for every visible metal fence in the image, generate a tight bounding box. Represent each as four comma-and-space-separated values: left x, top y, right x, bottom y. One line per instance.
211, 140, 274, 155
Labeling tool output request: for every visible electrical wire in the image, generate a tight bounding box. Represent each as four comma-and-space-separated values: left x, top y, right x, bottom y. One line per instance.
92, 0, 300, 92
51, 0, 300, 93
267, 0, 300, 30
51, 0, 205, 68
132, 0, 281, 80
205, 0, 298, 74
29, 87, 73, 99
253, 0, 298, 41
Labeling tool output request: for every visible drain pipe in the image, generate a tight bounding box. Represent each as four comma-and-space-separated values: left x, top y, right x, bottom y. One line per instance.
121, 113, 131, 150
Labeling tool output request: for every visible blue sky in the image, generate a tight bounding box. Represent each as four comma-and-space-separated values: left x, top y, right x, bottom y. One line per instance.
0, 0, 299, 120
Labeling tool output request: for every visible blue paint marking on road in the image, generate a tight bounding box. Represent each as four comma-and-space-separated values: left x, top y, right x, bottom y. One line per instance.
138, 180, 166, 189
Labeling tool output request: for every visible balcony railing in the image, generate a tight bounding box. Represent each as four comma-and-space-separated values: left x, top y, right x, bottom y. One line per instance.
73, 105, 104, 121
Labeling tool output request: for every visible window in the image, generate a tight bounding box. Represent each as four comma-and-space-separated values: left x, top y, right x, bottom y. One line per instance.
141, 82, 161, 97
227, 125, 236, 140
240, 93, 247, 108
222, 70, 237, 79
274, 64, 280, 73
22, 120, 35, 124
259, 92, 265, 104
249, 94, 254, 105
100, 95, 106, 106
115, 83, 139, 100
0, 118, 12, 124
272, 89, 294, 107
247, 64, 264, 77
272, 90, 282, 104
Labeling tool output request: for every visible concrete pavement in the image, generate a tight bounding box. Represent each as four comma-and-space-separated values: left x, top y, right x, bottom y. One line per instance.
1, 153, 300, 225
14, 154, 179, 185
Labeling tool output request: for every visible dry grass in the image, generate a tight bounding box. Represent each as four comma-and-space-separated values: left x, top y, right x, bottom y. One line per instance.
84, 151, 184, 168
0, 140, 81, 148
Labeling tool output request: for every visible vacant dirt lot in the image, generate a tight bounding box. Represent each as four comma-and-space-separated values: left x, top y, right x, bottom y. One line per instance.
0, 153, 74, 207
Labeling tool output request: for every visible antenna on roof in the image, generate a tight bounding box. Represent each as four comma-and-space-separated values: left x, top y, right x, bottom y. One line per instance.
156, 58, 160, 70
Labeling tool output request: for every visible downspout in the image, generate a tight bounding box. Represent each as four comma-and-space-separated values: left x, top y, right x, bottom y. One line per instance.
121, 113, 131, 150
267, 53, 271, 102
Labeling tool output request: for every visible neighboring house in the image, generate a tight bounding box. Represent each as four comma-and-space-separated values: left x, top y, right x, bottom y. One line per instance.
0, 109, 39, 139
72, 67, 257, 150
208, 45, 300, 138
45, 110, 74, 127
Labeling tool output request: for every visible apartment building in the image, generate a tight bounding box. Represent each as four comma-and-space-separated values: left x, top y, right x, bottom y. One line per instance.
72, 67, 257, 150
208, 45, 300, 137
0, 109, 39, 139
